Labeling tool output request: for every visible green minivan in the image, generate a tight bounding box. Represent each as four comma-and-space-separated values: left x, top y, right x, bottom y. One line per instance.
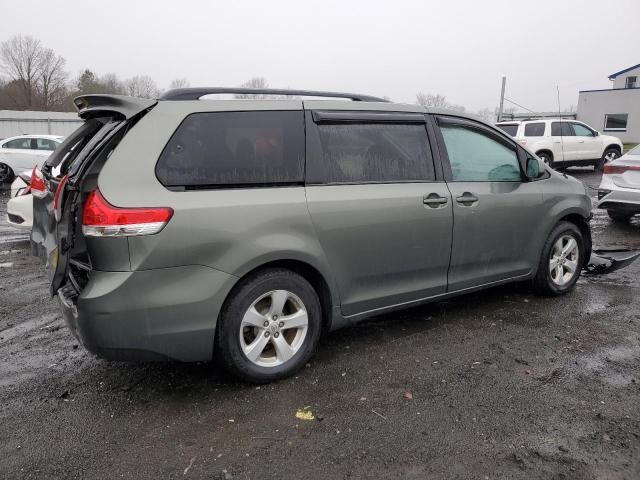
32, 88, 592, 382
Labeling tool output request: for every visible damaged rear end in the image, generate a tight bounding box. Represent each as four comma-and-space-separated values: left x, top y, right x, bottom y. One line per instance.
31, 95, 157, 351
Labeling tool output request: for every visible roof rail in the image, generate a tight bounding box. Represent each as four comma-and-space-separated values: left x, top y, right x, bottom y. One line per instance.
159, 87, 389, 102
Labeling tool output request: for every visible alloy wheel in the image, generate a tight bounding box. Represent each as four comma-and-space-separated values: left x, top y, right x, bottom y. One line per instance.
239, 289, 309, 367
549, 235, 579, 286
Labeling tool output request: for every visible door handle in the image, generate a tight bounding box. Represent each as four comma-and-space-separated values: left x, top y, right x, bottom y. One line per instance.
455, 192, 478, 206
423, 193, 448, 207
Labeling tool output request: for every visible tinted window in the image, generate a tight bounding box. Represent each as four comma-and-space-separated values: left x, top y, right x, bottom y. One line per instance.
3, 138, 31, 149
496, 124, 518, 136
156, 111, 304, 188
441, 125, 521, 182
604, 114, 628, 131
571, 123, 594, 137
36, 138, 59, 150
551, 122, 575, 136
524, 122, 545, 137
314, 123, 434, 183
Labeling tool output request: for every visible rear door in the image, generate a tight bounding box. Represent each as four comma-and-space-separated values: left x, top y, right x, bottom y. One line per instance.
31, 95, 156, 295
304, 109, 453, 316
434, 115, 545, 291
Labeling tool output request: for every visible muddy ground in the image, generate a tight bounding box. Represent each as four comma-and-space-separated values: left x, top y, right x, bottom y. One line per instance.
0, 169, 639, 480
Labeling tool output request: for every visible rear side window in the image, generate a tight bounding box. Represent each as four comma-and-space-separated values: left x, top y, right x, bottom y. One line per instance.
312, 123, 434, 183
551, 122, 575, 136
156, 111, 304, 188
496, 124, 518, 136
3, 138, 31, 149
524, 122, 545, 137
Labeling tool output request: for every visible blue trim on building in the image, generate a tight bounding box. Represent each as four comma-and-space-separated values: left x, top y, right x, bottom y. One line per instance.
579, 87, 640, 93
608, 64, 640, 80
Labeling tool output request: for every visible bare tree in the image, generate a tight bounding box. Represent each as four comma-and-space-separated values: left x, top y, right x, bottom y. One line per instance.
415, 92, 448, 109
474, 107, 495, 123
124, 75, 160, 98
234, 77, 273, 99
169, 77, 190, 89
38, 48, 68, 110
100, 73, 126, 95
0, 34, 46, 108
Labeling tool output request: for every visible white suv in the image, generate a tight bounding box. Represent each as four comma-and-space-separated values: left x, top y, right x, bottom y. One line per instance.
0, 134, 63, 184
495, 119, 623, 170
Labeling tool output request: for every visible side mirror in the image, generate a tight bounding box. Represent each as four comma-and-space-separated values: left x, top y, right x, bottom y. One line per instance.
594, 131, 599, 137
526, 157, 545, 179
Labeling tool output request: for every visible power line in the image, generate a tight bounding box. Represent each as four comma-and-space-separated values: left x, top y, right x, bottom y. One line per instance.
503, 97, 537, 114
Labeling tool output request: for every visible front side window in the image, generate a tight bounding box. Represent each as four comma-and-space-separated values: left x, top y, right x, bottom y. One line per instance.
36, 138, 59, 150
3, 138, 31, 149
156, 111, 305, 188
524, 122, 545, 137
551, 122, 575, 136
440, 124, 521, 182
571, 123, 594, 137
604, 114, 628, 131
314, 123, 434, 183
625, 76, 637, 89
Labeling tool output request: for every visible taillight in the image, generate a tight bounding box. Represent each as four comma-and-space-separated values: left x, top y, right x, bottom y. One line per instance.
82, 190, 173, 237
603, 164, 640, 174
30, 166, 47, 199
53, 174, 68, 222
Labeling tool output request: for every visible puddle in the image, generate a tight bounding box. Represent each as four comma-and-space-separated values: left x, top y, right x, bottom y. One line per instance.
580, 344, 640, 388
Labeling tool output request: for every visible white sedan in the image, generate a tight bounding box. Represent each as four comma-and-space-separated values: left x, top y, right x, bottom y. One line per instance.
7, 171, 33, 230
0, 134, 63, 184
598, 144, 640, 222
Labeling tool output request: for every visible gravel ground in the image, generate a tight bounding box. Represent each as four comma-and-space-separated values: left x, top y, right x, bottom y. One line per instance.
0, 169, 639, 480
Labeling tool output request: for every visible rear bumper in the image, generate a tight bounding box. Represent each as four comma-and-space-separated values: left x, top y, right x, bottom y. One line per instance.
58, 265, 238, 362
598, 177, 640, 212
7, 195, 33, 230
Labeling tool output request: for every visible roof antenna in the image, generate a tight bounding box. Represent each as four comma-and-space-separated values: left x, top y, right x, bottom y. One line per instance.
557, 85, 565, 162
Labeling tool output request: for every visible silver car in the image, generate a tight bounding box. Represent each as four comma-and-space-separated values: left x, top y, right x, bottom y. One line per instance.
598, 144, 640, 221
32, 88, 593, 383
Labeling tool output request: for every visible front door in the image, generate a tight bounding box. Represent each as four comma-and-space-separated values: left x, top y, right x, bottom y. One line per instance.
304, 111, 453, 316
435, 116, 545, 291
570, 122, 600, 160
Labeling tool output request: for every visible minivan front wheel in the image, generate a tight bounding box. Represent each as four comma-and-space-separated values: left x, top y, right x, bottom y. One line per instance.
533, 222, 584, 296
216, 268, 322, 383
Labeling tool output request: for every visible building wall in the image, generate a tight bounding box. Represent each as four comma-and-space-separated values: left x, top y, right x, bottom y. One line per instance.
612, 66, 640, 89
0, 110, 82, 140
577, 89, 640, 143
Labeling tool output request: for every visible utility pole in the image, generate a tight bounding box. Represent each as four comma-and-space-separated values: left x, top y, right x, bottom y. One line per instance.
498, 76, 506, 122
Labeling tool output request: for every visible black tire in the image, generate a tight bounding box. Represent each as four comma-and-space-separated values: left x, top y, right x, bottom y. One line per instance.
537, 152, 554, 169
0, 163, 15, 184
607, 210, 633, 223
215, 268, 322, 383
596, 148, 620, 172
533, 221, 584, 296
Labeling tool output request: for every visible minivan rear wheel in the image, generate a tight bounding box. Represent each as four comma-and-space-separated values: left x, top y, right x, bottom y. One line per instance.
533, 221, 584, 296
216, 268, 322, 383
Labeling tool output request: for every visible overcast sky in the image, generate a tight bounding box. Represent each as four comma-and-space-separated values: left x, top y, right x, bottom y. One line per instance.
3, 0, 639, 112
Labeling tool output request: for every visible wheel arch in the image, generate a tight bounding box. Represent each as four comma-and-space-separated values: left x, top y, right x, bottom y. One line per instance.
221, 258, 336, 334
604, 144, 622, 154
535, 149, 554, 160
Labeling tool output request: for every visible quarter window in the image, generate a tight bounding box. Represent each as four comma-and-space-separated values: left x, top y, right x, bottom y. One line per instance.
440, 125, 521, 182
496, 124, 518, 136
571, 123, 594, 137
156, 111, 305, 188
313, 122, 434, 183
524, 122, 545, 137
551, 122, 575, 136
604, 114, 628, 131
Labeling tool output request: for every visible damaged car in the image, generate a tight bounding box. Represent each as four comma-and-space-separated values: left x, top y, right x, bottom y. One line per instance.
33, 88, 603, 383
